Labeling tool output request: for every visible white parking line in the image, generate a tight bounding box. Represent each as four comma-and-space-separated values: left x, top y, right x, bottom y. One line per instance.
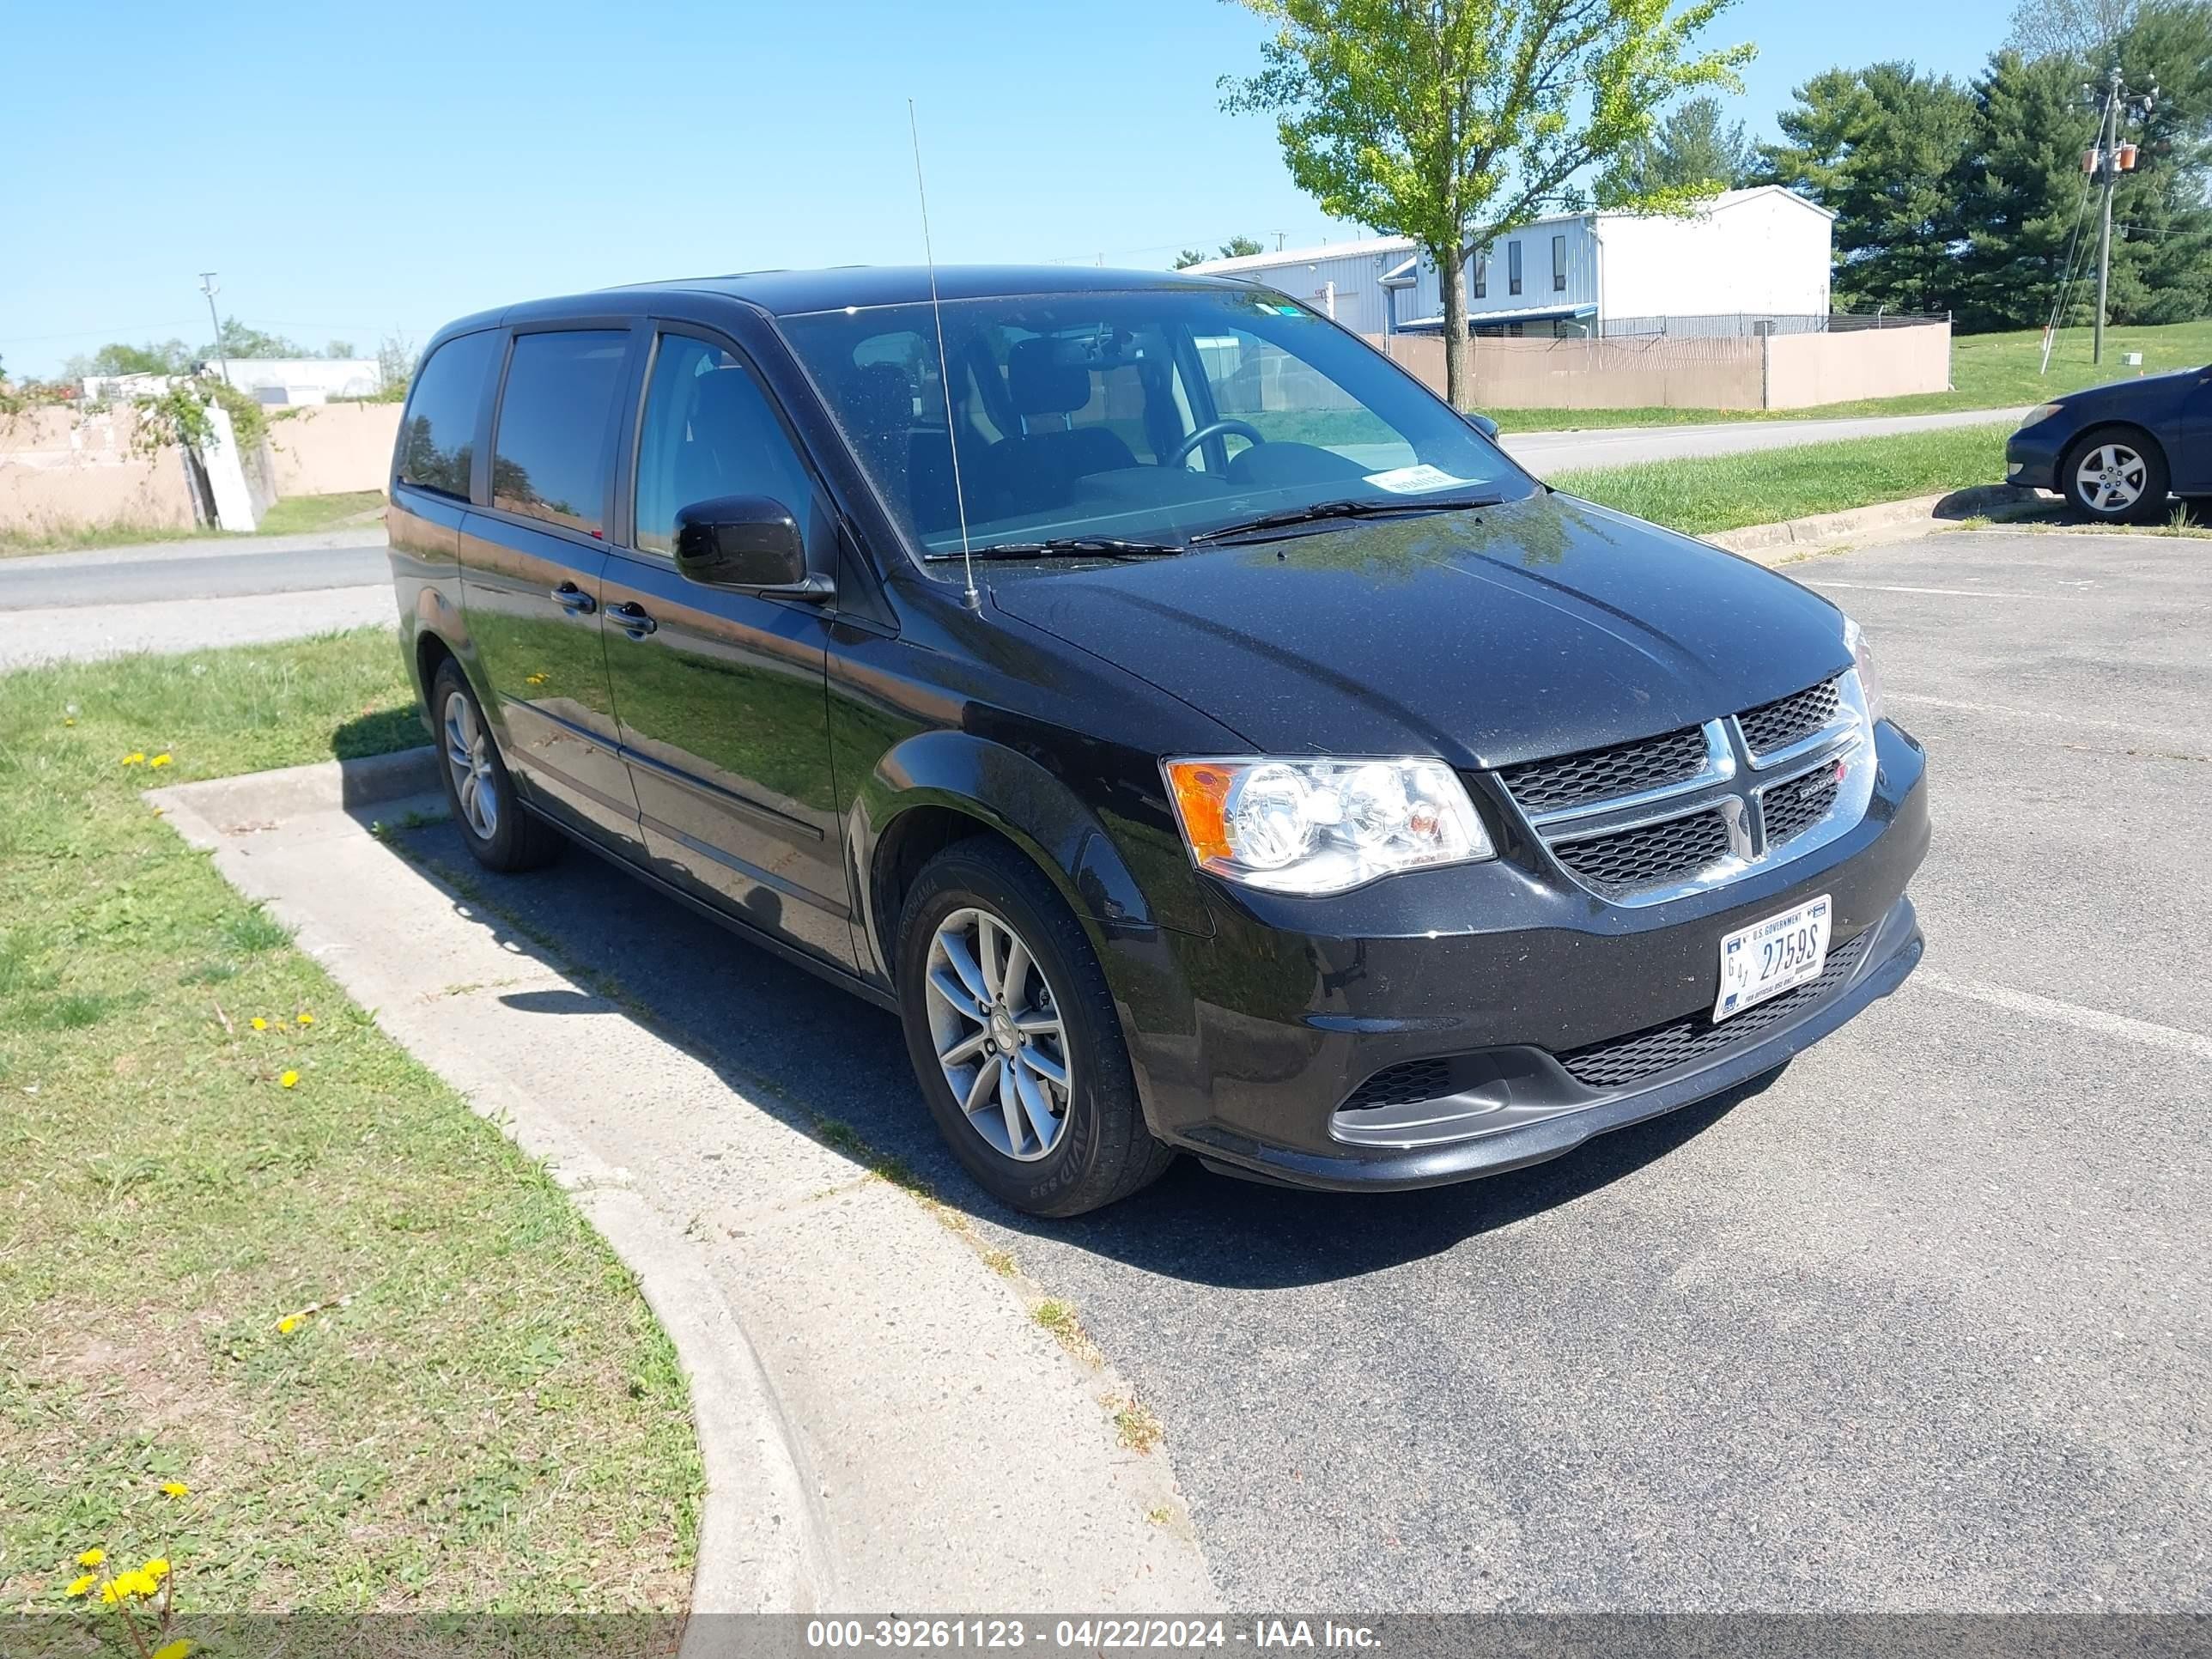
1888, 691, 2205, 749
1920, 971, 2212, 1064
1803, 580, 2056, 600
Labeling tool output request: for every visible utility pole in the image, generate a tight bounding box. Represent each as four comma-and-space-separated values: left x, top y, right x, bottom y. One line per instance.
198, 272, 227, 382
2086, 67, 2157, 365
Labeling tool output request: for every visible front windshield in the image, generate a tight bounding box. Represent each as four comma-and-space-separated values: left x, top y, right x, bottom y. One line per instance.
778, 285, 1536, 562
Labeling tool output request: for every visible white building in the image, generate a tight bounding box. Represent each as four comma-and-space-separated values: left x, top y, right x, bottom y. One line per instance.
1184, 187, 1835, 338
217, 358, 384, 404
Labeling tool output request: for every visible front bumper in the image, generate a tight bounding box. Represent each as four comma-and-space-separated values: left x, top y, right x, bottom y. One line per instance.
2006, 423, 2063, 491
1109, 720, 1930, 1191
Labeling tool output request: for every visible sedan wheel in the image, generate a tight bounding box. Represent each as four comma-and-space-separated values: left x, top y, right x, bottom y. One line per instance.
443, 689, 499, 842
924, 906, 1071, 1162
2074, 441, 2148, 515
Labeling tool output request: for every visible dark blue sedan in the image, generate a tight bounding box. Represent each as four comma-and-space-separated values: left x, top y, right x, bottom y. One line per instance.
2006, 364, 2212, 522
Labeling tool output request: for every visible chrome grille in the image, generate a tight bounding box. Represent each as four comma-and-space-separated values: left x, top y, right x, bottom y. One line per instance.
1553, 809, 1732, 895
1762, 761, 1843, 847
1497, 726, 1708, 816
1557, 930, 1871, 1089
1739, 678, 1841, 757
1493, 672, 1871, 905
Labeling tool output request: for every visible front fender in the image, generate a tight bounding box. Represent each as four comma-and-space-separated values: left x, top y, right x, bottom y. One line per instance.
849, 728, 1215, 981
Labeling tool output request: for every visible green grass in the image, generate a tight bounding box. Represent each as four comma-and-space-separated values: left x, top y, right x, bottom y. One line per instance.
249, 490, 386, 538
1483, 315, 2212, 432
1553, 421, 2014, 538
2, 492, 386, 558
0, 631, 700, 1635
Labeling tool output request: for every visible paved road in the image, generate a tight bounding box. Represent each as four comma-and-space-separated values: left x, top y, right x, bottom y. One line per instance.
396, 528, 2208, 1612
1502, 405, 2028, 472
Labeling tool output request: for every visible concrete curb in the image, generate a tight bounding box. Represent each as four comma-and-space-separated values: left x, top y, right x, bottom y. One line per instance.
149, 750, 830, 1635
1707, 484, 2041, 561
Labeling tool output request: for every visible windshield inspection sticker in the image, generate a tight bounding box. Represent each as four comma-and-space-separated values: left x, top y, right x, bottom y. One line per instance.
1364, 464, 1477, 495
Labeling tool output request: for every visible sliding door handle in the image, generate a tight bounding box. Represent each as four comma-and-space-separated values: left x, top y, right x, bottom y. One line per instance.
606, 601, 658, 638
551, 582, 597, 615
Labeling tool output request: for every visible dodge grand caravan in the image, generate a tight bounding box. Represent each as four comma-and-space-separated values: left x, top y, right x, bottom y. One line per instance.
387, 266, 1929, 1217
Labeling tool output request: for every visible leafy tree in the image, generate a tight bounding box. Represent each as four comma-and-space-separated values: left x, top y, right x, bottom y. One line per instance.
2007, 0, 2139, 58
61, 340, 195, 380
1759, 63, 1980, 313
1173, 249, 1209, 268
1219, 235, 1267, 258
324, 339, 357, 360
1223, 0, 1754, 408
1601, 94, 1759, 195
203, 316, 305, 362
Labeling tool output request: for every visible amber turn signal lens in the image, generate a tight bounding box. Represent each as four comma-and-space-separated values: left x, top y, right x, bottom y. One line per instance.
1164, 760, 1239, 864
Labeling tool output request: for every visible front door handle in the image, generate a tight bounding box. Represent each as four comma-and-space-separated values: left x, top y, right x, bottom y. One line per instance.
606, 601, 658, 638
551, 582, 597, 615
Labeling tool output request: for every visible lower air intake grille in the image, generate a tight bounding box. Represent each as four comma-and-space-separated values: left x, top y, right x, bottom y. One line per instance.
1556, 930, 1872, 1089
1553, 808, 1732, 896
1340, 1057, 1455, 1111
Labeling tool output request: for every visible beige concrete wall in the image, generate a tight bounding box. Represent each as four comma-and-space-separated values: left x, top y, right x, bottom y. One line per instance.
266, 401, 402, 496
1368, 321, 1952, 412
1761, 322, 1952, 409
0, 405, 198, 536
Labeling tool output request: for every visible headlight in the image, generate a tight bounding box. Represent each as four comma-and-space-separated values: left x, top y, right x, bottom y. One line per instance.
1844, 615, 1886, 724
2021, 401, 2064, 429
1162, 756, 1494, 895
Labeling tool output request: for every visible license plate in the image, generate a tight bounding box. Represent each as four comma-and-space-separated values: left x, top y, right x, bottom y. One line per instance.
1714, 894, 1832, 1022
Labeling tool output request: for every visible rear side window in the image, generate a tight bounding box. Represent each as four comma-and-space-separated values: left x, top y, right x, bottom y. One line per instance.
395, 331, 496, 500
491, 330, 629, 536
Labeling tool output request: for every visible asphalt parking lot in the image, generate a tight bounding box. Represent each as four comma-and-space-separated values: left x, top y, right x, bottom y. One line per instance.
398, 527, 2209, 1611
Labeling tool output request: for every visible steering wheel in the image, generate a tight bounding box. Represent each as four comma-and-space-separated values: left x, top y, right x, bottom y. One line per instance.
1163, 418, 1266, 470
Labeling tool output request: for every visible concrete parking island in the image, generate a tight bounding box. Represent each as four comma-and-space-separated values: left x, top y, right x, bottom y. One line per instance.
148, 752, 1216, 1625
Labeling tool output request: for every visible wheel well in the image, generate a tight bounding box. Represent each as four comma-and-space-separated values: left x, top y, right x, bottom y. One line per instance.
416, 629, 456, 702
870, 805, 1024, 981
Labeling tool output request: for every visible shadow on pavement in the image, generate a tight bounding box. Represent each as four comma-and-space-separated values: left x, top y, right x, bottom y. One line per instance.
388, 816, 1771, 1291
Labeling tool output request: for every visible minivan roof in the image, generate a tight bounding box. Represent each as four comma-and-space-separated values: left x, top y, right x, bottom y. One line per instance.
440, 265, 1254, 337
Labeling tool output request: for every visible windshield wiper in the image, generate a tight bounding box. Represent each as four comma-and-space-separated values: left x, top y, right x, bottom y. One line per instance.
934, 536, 1188, 562
1187, 493, 1504, 545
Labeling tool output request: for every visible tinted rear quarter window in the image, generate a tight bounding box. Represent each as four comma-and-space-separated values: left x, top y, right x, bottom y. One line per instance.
395, 331, 497, 499
491, 330, 630, 536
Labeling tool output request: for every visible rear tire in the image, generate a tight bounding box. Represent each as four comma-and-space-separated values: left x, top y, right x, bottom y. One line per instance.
896, 837, 1175, 1217
430, 659, 562, 873
2063, 425, 2170, 524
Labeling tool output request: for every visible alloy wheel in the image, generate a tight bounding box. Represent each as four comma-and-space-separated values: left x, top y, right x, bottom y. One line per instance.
924, 906, 1072, 1162
2075, 442, 2147, 514
442, 690, 500, 842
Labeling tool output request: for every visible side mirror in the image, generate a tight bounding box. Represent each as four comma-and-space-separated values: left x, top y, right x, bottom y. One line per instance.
1464, 410, 1500, 441
672, 495, 830, 599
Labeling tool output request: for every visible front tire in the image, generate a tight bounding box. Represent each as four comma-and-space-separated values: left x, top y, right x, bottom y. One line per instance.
430, 659, 562, 873
2065, 426, 2170, 524
896, 837, 1174, 1217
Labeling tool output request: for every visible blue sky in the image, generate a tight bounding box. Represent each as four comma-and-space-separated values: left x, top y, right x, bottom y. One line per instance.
3, 0, 2011, 378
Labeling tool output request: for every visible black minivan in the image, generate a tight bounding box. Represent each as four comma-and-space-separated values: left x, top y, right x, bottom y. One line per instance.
387, 266, 1929, 1217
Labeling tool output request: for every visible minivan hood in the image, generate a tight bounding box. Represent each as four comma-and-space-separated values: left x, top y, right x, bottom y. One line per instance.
988, 492, 1851, 769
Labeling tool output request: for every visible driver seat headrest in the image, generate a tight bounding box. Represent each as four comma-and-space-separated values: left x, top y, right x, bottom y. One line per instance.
1006, 337, 1094, 417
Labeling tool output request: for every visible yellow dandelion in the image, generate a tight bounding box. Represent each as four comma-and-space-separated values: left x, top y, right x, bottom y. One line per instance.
525, 672, 549, 686
100, 1580, 126, 1605
154, 1642, 195, 1659
118, 1568, 160, 1599
296, 1012, 315, 1025
278, 1069, 300, 1089
150, 753, 173, 769
64, 717, 76, 726
143, 1558, 170, 1580
120, 753, 145, 767
76, 1548, 104, 1568
250, 1017, 267, 1030
160, 1480, 190, 1498
64, 1574, 95, 1598
277, 1315, 300, 1334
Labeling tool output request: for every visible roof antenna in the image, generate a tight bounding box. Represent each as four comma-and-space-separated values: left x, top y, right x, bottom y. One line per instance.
908, 98, 979, 611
